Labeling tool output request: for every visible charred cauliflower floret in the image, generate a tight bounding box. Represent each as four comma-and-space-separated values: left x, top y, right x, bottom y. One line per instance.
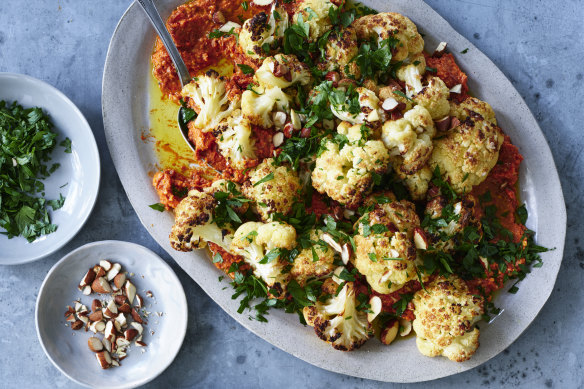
242, 158, 301, 221
331, 87, 383, 125
293, 0, 337, 42
241, 84, 292, 128
429, 115, 504, 194
396, 165, 432, 201
255, 54, 312, 89
321, 27, 361, 78
412, 276, 485, 362
312, 124, 390, 208
181, 70, 240, 133
424, 195, 480, 252
203, 179, 250, 214
214, 112, 256, 170
395, 53, 426, 97
231, 221, 297, 292
290, 229, 336, 286
413, 77, 451, 120
303, 280, 373, 351
169, 189, 233, 252
382, 105, 436, 174
239, 7, 289, 59
353, 200, 420, 293
450, 96, 497, 125
353, 12, 424, 62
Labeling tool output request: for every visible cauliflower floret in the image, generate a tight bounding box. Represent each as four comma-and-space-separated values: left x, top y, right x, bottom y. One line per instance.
379, 84, 413, 112
290, 229, 336, 286
214, 112, 256, 170
396, 165, 432, 201
169, 189, 233, 251
412, 276, 484, 362
321, 27, 361, 78
382, 105, 436, 174
241, 85, 292, 128
255, 54, 312, 89
242, 158, 301, 221
181, 70, 240, 132
357, 199, 421, 239
231, 221, 297, 292
239, 7, 289, 58
395, 53, 426, 97
331, 87, 383, 125
353, 12, 424, 62
424, 194, 480, 251
413, 77, 451, 120
429, 115, 504, 194
303, 280, 372, 351
293, 0, 337, 42
203, 179, 250, 214
312, 124, 390, 208
450, 96, 497, 125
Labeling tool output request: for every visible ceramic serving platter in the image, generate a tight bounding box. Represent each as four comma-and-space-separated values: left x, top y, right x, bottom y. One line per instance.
0, 73, 100, 265
101, 0, 566, 382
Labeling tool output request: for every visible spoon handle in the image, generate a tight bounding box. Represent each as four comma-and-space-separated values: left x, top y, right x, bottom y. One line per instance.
137, 0, 191, 87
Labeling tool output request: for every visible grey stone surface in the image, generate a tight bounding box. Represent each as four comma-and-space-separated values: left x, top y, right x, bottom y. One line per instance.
0, 0, 581, 388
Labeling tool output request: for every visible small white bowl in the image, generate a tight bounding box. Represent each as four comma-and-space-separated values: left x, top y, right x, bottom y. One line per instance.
35, 241, 188, 389
0, 73, 100, 265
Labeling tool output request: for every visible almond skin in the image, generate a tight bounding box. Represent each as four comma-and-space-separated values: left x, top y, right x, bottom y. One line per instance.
91, 299, 102, 312
118, 303, 131, 314
114, 295, 128, 306
88, 310, 103, 322
71, 320, 84, 330
88, 337, 103, 352
91, 277, 112, 294
131, 308, 144, 324
124, 328, 139, 341
113, 273, 126, 289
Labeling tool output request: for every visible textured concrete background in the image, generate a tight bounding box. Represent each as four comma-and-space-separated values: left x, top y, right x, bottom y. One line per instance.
0, 0, 582, 387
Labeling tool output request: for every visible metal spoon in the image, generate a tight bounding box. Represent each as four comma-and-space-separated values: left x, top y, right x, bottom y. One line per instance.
137, 0, 196, 152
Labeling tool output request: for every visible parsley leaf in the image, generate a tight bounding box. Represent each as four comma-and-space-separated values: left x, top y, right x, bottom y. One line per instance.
149, 203, 165, 212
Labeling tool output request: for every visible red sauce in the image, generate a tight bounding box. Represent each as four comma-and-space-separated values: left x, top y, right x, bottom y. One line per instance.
424, 52, 469, 103
152, 169, 214, 209
208, 242, 250, 277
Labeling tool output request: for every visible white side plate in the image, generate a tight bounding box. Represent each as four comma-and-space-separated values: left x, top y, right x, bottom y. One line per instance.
102, 0, 566, 383
0, 73, 100, 265
36, 240, 188, 389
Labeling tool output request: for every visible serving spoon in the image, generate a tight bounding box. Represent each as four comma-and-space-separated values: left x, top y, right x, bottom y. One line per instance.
137, 0, 196, 153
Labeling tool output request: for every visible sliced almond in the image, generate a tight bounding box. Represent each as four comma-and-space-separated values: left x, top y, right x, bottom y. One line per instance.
113, 273, 126, 290
380, 319, 399, 345
131, 308, 144, 324
134, 294, 144, 309
413, 227, 429, 250
124, 328, 139, 341
321, 233, 342, 253
124, 281, 136, 305
88, 310, 103, 322
88, 337, 103, 352
104, 321, 116, 342
99, 260, 112, 271
367, 296, 382, 322
218, 21, 241, 33
272, 132, 284, 147
111, 360, 120, 367
81, 285, 92, 295
433, 41, 448, 56
341, 243, 351, 265
382, 97, 399, 111
104, 300, 118, 318
135, 341, 147, 347
101, 338, 112, 353
131, 322, 144, 335
434, 116, 452, 132
116, 337, 131, 348
78, 269, 96, 289
118, 303, 131, 314
71, 320, 83, 330
290, 109, 301, 130
107, 263, 122, 281
95, 351, 111, 369
272, 111, 286, 129
91, 299, 102, 312
399, 318, 412, 336
449, 84, 462, 94
114, 295, 128, 306
66, 313, 76, 322
115, 313, 127, 329
77, 314, 89, 325
64, 306, 75, 317
93, 265, 106, 278
92, 277, 112, 294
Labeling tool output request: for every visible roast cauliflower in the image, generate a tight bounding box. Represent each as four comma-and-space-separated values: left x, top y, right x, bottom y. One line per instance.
242, 158, 301, 221
169, 189, 233, 252
353, 200, 421, 293
450, 96, 497, 125
239, 7, 289, 58
293, 0, 337, 42
395, 53, 426, 97
181, 70, 240, 133
412, 276, 484, 362
413, 77, 451, 120
321, 27, 361, 78
241, 85, 292, 128
303, 280, 373, 351
312, 123, 390, 208
214, 112, 256, 170
382, 105, 436, 174
290, 229, 336, 286
396, 165, 432, 201
255, 54, 312, 89
429, 115, 504, 194
330, 87, 383, 125
231, 221, 297, 292
352, 12, 424, 62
